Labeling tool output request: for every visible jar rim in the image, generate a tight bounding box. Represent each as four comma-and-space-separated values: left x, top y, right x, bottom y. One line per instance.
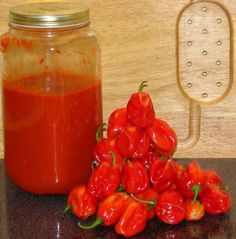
9, 2, 90, 28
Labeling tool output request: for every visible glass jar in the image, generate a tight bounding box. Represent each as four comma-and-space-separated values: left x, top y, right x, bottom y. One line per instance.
1, 2, 102, 194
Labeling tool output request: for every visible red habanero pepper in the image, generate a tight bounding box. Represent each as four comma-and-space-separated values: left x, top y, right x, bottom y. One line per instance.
64, 185, 97, 220
155, 190, 185, 225
93, 123, 123, 168
200, 184, 231, 215
132, 188, 158, 221
121, 160, 149, 194
107, 107, 127, 138
115, 200, 148, 237
78, 192, 130, 229
177, 161, 205, 199
93, 138, 123, 168
165, 182, 178, 191
185, 199, 205, 221
139, 150, 161, 170
147, 118, 177, 156
150, 158, 177, 192
127, 81, 155, 128
87, 152, 120, 201
173, 160, 184, 175
117, 124, 150, 158
204, 170, 223, 187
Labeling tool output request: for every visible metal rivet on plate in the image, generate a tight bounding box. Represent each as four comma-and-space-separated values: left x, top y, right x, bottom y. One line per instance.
187, 83, 192, 88
202, 72, 207, 77
188, 19, 193, 24
217, 18, 222, 24
202, 7, 207, 12
217, 40, 222, 45
202, 93, 208, 98
216, 82, 222, 87
216, 60, 221, 65
187, 61, 192, 67
202, 51, 207, 56
202, 29, 208, 34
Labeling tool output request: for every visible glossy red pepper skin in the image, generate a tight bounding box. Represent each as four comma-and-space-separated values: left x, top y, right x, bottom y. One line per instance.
93, 138, 123, 168
150, 158, 177, 192
126, 81, 155, 128
121, 160, 149, 194
204, 170, 222, 187
135, 188, 158, 220
155, 190, 185, 225
117, 124, 150, 158
139, 150, 161, 170
176, 161, 205, 198
115, 200, 147, 237
78, 193, 131, 230
87, 160, 120, 201
107, 107, 127, 138
97, 192, 131, 226
200, 184, 231, 215
173, 160, 184, 175
147, 118, 177, 156
66, 185, 97, 220
97, 192, 132, 226
185, 199, 205, 221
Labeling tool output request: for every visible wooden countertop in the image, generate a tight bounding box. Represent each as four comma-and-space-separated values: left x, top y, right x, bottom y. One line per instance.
0, 158, 235, 239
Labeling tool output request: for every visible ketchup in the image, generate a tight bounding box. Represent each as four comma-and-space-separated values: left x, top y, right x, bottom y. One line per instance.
3, 71, 102, 194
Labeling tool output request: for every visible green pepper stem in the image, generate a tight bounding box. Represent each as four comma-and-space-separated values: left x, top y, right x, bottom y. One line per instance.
138, 81, 148, 92
130, 193, 156, 209
91, 160, 99, 171
221, 184, 228, 191
96, 123, 106, 142
117, 184, 125, 192
78, 217, 103, 230
191, 184, 201, 205
109, 150, 117, 166
63, 204, 71, 215
123, 157, 130, 164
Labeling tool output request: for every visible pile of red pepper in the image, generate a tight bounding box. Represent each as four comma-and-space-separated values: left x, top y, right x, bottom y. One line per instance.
64, 81, 231, 237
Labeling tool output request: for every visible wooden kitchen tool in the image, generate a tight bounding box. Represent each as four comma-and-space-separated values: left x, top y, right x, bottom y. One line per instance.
177, 0, 233, 150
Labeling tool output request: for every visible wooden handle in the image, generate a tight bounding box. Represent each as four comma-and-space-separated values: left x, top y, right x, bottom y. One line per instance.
177, 101, 201, 149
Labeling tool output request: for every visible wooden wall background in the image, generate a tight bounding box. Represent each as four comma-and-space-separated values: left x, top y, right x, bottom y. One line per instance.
0, 0, 236, 158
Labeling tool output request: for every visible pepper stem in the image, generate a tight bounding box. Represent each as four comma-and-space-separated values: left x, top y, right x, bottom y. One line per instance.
123, 157, 130, 164
63, 204, 71, 215
221, 184, 228, 191
138, 81, 148, 92
95, 123, 106, 142
109, 150, 117, 166
91, 160, 99, 171
78, 217, 103, 230
117, 184, 125, 192
130, 193, 156, 209
191, 184, 201, 205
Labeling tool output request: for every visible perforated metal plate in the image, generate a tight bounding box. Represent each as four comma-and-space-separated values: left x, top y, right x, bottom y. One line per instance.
177, 1, 232, 104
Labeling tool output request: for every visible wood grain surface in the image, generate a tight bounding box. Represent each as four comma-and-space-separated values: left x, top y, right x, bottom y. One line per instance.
0, 0, 236, 158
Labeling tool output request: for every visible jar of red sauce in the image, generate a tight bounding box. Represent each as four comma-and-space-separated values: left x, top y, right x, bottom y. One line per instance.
1, 2, 102, 194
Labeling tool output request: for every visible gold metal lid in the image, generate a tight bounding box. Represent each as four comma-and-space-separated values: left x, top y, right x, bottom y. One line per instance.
9, 2, 90, 28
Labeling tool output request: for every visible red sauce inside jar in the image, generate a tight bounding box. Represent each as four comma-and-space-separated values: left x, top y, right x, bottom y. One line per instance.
3, 71, 102, 194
